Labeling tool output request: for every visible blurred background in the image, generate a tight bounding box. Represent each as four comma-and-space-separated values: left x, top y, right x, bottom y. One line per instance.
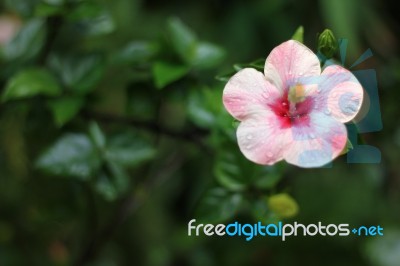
0, 0, 399, 265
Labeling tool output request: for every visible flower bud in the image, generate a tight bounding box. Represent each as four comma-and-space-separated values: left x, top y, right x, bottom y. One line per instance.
318, 29, 338, 59
268, 193, 299, 218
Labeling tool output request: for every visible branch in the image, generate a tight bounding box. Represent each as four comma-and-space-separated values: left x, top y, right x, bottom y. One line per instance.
38, 15, 63, 65
82, 110, 211, 152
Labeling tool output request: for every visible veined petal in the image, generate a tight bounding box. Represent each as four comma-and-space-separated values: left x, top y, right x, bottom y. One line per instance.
317, 65, 364, 123
264, 40, 321, 92
236, 111, 291, 165
283, 112, 347, 168
223, 68, 280, 121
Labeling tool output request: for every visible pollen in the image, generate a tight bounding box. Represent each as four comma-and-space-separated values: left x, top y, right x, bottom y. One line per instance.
288, 83, 306, 103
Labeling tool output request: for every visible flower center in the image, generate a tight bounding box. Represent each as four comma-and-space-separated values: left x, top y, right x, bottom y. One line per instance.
269, 85, 314, 129
288, 83, 306, 103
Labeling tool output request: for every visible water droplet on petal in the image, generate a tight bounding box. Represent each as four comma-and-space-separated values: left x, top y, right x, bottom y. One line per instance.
246, 134, 253, 140
324, 109, 331, 115
266, 152, 273, 158
245, 145, 252, 150
310, 133, 315, 139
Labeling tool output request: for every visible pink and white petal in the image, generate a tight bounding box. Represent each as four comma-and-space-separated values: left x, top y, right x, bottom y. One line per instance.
223, 68, 281, 121
236, 111, 291, 165
264, 40, 321, 91
283, 112, 347, 168
316, 65, 364, 123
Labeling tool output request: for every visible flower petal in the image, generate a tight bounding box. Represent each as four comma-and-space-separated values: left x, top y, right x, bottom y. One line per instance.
283, 112, 347, 168
264, 40, 321, 91
223, 68, 280, 121
236, 111, 291, 165
316, 65, 364, 123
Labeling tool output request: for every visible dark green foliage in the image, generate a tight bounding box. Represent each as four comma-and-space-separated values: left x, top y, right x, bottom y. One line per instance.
0, 0, 399, 265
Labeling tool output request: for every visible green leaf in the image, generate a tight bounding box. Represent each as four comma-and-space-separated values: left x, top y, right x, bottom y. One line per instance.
253, 169, 282, 190
251, 197, 272, 223
233, 58, 264, 72
47, 97, 84, 126
105, 132, 156, 168
190, 42, 225, 69
291, 25, 304, 43
89, 122, 106, 151
187, 87, 221, 128
36, 134, 102, 180
67, 2, 115, 36
95, 162, 130, 201
106, 161, 130, 194
152, 61, 189, 89
209, 111, 238, 145
2, 68, 61, 102
252, 162, 285, 190
109, 41, 159, 65
214, 145, 284, 191
34, 1, 64, 17
167, 17, 197, 62
1, 18, 46, 61
166, 17, 225, 68
48, 53, 105, 94
214, 151, 250, 191
95, 171, 119, 201
42, 0, 65, 5
196, 187, 243, 223
215, 69, 238, 82
232, 119, 240, 129
3, 0, 37, 16
187, 98, 214, 128
340, 138, 354, 155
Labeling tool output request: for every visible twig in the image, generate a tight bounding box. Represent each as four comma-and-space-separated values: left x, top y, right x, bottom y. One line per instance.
82, 110, 211, 153
38, 15, 63, 65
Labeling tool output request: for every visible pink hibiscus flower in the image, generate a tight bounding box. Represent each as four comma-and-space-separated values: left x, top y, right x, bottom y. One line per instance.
223, 40, 363, 168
